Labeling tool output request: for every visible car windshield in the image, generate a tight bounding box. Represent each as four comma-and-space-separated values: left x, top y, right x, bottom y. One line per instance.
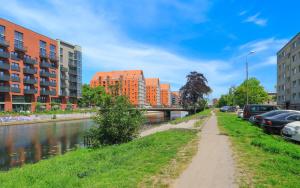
260, 110, 293, 117
270, 112, 300, 120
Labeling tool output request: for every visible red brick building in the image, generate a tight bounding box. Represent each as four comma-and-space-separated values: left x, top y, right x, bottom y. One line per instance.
145, 78, 161, 107
160, 83, 171, 107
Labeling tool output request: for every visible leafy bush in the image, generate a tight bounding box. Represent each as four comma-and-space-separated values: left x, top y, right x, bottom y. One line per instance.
88, 96, 145, 146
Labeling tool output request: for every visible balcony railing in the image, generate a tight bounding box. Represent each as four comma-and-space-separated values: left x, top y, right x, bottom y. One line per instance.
24, 78, 37, 84
40, 80, 51, 86
69, 93, 77, 97
49, 53, 58, 62
24, 57, 37, 65
14, 41, 27, 52
60, 90, 68, 96
40, 90, 51, 95
11, 65, 20, 72
0, 86, 10, 92
68, 69, 77, 75
40, 61, 51, 68
50, 63, 57, 69
69, 77, 77, 82
60, 82, 67, 88
50, 90, 56, 96
11, 87, 20, 93
39, 50, 48, 59
23, 68, 37, 75
0, 37, 9, 47
60, 66, 68, 72
0, 62, 10, 70
40, 71, 51, 77
50, 82, 56, 87
0, 74, 10, 81
10, 53, 20, 61
24, 88, 37, 94
69, 85, 77, 90
11, 77, 20, 82
50, 72, 56, 78
0, 51, 9, 59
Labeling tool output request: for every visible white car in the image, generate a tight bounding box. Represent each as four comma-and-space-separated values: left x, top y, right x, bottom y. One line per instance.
282, 121, 300, 142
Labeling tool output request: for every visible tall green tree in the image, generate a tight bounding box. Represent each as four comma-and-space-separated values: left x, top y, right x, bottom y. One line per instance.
79, 84, 107, 107
180, 71, 211, 113
234, 78, 268, 106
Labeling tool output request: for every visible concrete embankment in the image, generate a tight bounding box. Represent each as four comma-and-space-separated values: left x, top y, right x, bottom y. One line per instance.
0, 112, 96, 126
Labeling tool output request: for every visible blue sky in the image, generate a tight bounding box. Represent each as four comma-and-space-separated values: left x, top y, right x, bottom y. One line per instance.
0, 0, 299, 98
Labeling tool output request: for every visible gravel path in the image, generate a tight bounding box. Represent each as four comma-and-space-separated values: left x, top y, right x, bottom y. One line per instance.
173, 112, 237, 188
140, 119, 198, 137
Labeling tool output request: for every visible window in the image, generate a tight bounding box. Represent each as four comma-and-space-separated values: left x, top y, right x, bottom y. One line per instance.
293, 68, 297, 74
50, 44, 56, 57
0, 25, 4, 39
12, 84, 19, 88
14, 31, 23, 48
293, 93, 296, 99
293, 80, 296, 88
40, 40, 47, 55
292, 55, 296, 62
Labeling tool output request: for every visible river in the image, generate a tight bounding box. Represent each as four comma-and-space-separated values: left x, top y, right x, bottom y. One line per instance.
0, 111, 188, 171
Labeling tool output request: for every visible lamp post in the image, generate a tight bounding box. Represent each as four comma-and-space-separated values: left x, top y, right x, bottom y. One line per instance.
246, 51, 256, 105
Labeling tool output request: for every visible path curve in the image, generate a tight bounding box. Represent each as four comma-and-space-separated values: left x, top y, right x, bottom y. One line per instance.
173, 112, 237, 188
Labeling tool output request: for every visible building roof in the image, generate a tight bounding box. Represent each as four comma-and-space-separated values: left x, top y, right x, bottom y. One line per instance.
160, 83, 170, 90
277, 32, 300, 54
91, 70, 144, 81
145, 78, 160, 86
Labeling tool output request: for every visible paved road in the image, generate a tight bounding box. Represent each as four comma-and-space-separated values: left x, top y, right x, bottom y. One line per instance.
174, 112, 237, 188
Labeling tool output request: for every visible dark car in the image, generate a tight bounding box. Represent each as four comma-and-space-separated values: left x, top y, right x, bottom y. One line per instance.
262, 112, 300, 134
220, 106, 237, 112
252, 110, 296, 126
243, 104, 279, 120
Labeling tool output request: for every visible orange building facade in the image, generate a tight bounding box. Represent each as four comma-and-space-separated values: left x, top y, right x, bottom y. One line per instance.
160, 83, 171, 107
90, 70, 146, 107
145, 78, 161, 107
0, 18, 64, 112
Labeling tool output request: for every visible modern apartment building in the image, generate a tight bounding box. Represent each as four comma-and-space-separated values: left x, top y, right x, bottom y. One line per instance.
171, 91, 180, 106
160, 83, 171, 107
57, 40, 82, 109
145, 78, 161, 107
90, 70, 146, 107
0, 18, 82, 112
277, 33, 300, 109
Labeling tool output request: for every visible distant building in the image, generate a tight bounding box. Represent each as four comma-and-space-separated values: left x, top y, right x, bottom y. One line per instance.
90, 70, 146, 107
145, 78, 161, 107
277, 32, 300, 109
212, 98, 219, 106
160, 83, 171, 107
171, 91, 180, 106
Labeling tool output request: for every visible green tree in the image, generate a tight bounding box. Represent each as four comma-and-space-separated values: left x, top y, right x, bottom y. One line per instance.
79, 84, 107, 107
234, 78, 268, 106
88, 95, 145, 146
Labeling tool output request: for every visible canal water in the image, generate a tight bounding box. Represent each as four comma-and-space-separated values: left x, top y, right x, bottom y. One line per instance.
0, 111, 188, 171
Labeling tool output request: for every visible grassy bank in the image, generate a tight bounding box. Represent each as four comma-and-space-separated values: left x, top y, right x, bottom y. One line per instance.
170, 109, 211, 125
217, 112, 300, 187
0, 129, 197, 188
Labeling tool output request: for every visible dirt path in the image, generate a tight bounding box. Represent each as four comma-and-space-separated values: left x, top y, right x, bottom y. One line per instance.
173, 112, 237, 188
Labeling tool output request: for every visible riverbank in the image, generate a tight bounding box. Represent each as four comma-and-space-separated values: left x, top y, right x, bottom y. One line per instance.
0, 129, 198, 188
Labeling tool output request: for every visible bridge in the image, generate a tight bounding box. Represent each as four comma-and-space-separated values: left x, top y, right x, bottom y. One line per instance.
136, 107, 190, 118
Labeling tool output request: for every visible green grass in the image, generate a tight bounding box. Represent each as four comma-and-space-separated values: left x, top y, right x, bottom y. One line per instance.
170, 108, 211, 125
0, 129, 197, 188
217, 112, 300, 188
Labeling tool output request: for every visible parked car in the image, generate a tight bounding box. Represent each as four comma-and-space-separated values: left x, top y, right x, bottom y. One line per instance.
243, 104, 279, 120
220, 106, 230, 112
282, 121, 300, 142
220, 106, 237, 112
237, 109, 243, 118
262, 112, 300, 134
252, 110, 296, 126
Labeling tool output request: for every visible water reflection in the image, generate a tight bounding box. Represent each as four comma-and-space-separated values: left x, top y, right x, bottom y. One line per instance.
0, 111, 188, 171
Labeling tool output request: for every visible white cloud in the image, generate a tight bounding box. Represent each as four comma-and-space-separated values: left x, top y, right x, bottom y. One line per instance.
244, 13, 268, 26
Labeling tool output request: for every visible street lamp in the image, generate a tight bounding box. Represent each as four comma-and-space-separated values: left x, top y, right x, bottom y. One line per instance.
246, 51, 256, 105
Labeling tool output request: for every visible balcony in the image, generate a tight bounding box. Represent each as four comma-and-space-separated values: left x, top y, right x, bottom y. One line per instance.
50, 82, 56, 87
24, 78, 37, 84
70, 93, 77, 97
61, 75, 68, 80
40, 71, 50, 77
40, 80, 51, 86
0, 74, 10, 81
0, 38, 9, 47
40, 90, 51, 95
69, 77, 77, 83
60, 66, 68, 72
68, 69, 77, 75
24, 88, 37, 94
23, 67, 37, 75
50, 90, 56, 96
68, 62, 77, 67
0, 86, 10, 92
60, 90, 68, 96
24, 57, 37, 65
50, 63, 57, 69
14, 42, 27, 52
40, 50, 48, 59
0, 62, 10, 70
40, 61, 51, 68
10, 53, 20, 61
60, 82, 67, 88
49, 53, 58, 62
0, 51, 9, 59
11, 76, 20, 82
50, 72, 56, 78
11, 87, 20, 93
11, 65, 20, 72
69, 85, 77, 90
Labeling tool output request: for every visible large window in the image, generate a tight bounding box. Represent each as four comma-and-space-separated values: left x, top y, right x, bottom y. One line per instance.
50, 44, 56, 58
40, 40, 47, 55
0, 25, 5, 39
14, 31, 23, 48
